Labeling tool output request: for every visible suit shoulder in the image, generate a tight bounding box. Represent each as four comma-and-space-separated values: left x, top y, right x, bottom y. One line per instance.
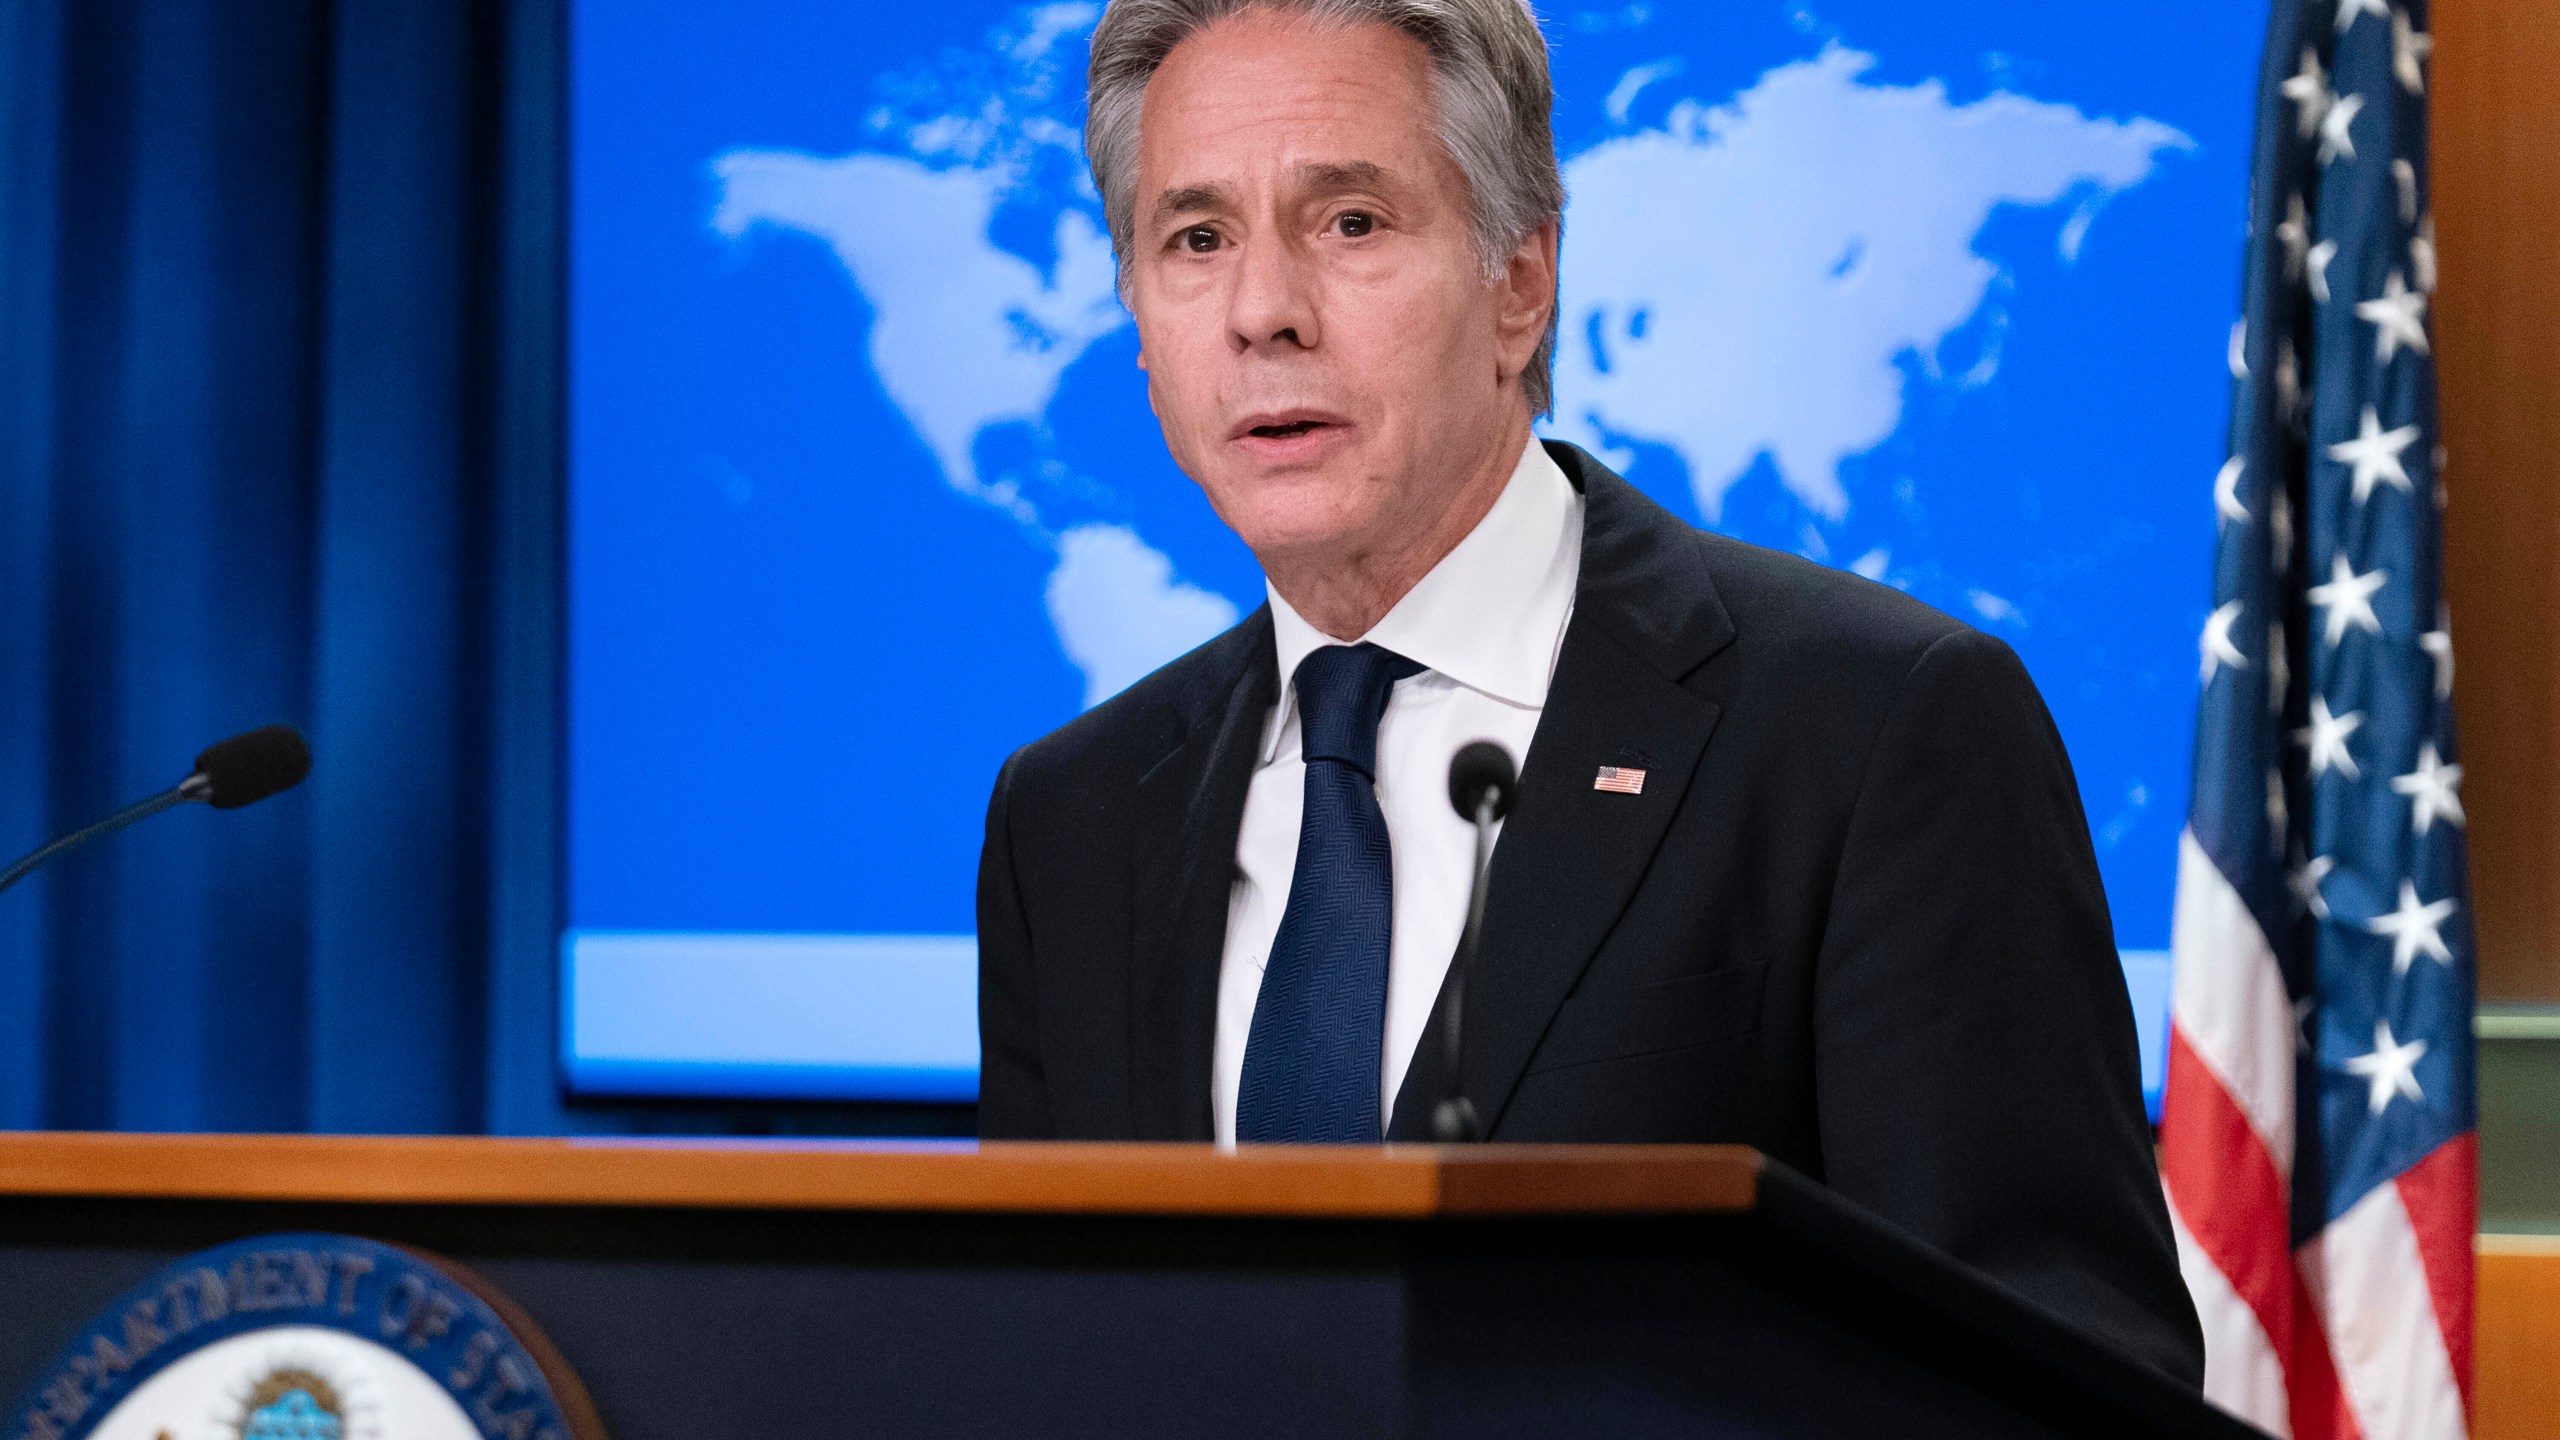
1554, 441, 1983, 682
1692, 529, 1986, 676
1004, 608, 1268, 792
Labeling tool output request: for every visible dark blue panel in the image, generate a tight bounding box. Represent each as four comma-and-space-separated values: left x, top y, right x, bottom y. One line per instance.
0, 0, 561, 1135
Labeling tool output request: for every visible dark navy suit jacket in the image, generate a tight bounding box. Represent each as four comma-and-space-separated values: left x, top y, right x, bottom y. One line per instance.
976, 440, 2205, 1384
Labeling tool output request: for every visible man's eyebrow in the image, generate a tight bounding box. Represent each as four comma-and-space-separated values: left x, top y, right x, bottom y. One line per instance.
1149, 162, 1405, 224
1295, 160, 1397, 193
1152, 182, 1233, 222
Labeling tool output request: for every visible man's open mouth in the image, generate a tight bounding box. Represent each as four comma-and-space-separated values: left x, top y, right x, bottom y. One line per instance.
1234, 411, 1348, 443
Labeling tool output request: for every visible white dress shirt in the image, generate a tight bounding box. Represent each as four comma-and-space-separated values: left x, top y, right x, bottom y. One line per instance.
1213, 437, 1585, 1144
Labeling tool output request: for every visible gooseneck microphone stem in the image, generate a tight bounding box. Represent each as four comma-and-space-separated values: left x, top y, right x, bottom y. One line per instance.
0, 781, 203, 898
1432, 793, 1500, 1143
1434, 739, 1517, 1144
0, 725, 309, 901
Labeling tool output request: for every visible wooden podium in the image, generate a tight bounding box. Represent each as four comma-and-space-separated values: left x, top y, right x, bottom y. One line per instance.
0, 1136, 2257, 1438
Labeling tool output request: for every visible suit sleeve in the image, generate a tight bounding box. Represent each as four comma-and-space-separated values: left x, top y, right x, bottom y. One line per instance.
1812, 628, 2205, 1385
976, 750, 1055, 1139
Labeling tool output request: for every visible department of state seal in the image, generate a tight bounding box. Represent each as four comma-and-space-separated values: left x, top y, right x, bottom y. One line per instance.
7, 1236, 601, 1440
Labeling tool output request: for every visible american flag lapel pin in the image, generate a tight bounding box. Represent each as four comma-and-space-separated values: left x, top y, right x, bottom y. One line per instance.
1593, 765, 1646, 795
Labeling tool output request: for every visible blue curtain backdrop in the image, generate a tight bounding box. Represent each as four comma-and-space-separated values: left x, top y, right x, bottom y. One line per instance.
0, 0, 566, 1133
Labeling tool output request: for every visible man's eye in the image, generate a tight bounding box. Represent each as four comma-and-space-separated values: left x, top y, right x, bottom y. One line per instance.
1336, 211, 1375, 238
1181, 227, 1220, 253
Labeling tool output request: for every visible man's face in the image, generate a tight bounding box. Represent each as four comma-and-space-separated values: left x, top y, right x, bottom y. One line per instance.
1128, 9, 1553, 572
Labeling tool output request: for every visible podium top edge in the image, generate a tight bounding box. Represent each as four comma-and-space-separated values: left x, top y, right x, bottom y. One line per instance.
0, 1134, 1763, 1218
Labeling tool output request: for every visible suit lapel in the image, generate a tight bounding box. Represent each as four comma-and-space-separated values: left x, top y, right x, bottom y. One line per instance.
1127, 611, 1277, 1140
1392, 445, 1737, 1138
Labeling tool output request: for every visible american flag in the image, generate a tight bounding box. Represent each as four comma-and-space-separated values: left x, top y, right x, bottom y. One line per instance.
1592, 766, 1647, 795
2159, 0, 2473, 1435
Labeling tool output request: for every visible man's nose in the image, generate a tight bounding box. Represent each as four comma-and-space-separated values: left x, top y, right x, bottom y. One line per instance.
1226, 231, 1320, 354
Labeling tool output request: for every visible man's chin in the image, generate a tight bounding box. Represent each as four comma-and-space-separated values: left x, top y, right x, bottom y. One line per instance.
1214, 488, 1388, 565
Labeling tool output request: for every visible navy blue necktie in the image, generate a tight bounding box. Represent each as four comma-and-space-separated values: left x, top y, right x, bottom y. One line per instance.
1238, 642, 1422, 1143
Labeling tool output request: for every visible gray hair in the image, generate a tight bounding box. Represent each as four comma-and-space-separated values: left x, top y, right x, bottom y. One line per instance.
1086, 0, 1565, 414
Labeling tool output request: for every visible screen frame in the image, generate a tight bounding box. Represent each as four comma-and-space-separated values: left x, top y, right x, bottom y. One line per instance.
526, 1, 2228, 1129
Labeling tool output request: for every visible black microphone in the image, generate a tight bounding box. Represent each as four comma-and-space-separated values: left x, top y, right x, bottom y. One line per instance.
1433, 740, 1517, 1143
0, 725, 311, 897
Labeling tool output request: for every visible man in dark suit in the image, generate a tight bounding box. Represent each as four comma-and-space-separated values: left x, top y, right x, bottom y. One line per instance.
979, 0, 2204, 1385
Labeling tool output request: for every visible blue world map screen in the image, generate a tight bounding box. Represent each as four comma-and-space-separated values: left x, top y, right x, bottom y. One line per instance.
566, 1, 2267, 1106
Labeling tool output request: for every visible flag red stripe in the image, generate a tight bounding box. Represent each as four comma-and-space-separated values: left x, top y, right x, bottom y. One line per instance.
2162, 964, 2366, 1434
2394, 1131, 2478, 1417
2289, 1260, 2362, 1440
2162, 1021, 2365, 1434
2162, 1024, 2296, 1361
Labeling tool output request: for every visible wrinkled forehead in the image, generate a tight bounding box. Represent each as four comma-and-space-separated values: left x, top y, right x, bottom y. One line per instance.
1133, 9, 1448, 203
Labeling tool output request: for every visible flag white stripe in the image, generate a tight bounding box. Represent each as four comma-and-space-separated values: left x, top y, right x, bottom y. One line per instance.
2172, 827, 2297, 1177
2169, 1197, 2293, 1435
2306, 1183, 2468, 1440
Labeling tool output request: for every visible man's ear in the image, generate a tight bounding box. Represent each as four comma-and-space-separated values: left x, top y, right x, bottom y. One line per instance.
1492, 221, 1560, 384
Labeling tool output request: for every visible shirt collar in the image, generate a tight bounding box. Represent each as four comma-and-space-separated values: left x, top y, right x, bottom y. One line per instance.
1266, 436, 1584, 752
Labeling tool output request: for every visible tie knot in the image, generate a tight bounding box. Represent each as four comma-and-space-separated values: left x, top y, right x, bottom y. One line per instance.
1293, 643, 1420, 777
